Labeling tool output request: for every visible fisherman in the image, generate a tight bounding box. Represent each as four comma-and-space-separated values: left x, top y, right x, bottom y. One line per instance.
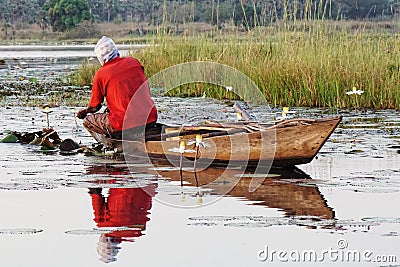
77, 36, 158, 141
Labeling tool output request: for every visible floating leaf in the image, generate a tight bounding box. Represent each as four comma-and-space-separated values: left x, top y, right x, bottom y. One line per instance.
235, 173, 281, 178
0, 182, 55, 191
224, 222, 274, 228
344, 149, 365, 154
65, 227, 141, 235
361, 217, 400, 224
29, 137, 42, 145
382, 232, 400, 237
351, 188, 399, 194
189, 216, 238, 222
187, 222, 218, 227
0, 228, 43, 235
0, 134, 18, 143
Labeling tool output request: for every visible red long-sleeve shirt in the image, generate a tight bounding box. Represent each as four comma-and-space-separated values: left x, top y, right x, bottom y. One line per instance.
89, 57, 158, 131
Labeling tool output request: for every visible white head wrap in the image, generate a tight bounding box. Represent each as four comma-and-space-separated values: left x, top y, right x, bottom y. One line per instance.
94, 36, 120, 65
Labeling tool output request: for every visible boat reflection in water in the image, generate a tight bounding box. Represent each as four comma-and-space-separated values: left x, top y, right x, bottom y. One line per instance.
83, 162, 334, 263
155, 164, 335, 219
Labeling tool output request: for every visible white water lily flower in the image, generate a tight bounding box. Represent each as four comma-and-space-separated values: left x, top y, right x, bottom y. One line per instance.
104, 148, 118, 155
196, 135, 202, 146
282, 107, 289, 118
187, 134, 210, 148
179, 141, 185, 154
276, 107, 295, 120
346, 87, 364, 95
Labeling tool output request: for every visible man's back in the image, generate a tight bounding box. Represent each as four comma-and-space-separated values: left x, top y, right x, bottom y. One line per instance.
90, 57, 157, 131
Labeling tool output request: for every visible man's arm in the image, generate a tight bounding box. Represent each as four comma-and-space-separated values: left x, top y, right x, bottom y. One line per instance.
77, 104, 102, 119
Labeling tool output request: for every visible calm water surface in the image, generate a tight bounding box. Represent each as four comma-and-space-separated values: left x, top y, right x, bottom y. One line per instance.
0, 46, 400, 266
0, 100, 399, 267
0, 45, 133, 83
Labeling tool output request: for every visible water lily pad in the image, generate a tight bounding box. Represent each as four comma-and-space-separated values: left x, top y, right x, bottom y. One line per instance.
351, 188, 399, 193
64, 179, 152, 189
382, 232, 400, 237
59, 138, 80, 151
187, 222, 218, 227
0, 228, 43, 235
334, 220, 379, 229
361, 217, 400, 224
20, 171, 38, 176
0, 134, 18, 143
235, 173, 281, 178
224, 222, 274, 228
65, 227, 141, 235
188, 216, 238, 222
0, 182, 55, 191
29, 137, 42, 145
250, 216, 287, 224
297, 180, 344, 188
187, 215, 338, 229
345, 149, 364, 154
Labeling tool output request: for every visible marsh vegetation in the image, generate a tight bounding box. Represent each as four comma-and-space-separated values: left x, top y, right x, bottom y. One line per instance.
69, 20, 400, 109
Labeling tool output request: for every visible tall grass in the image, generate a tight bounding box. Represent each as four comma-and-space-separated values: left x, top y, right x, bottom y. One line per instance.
68, 59, 100, 86
71, 20, 400, 109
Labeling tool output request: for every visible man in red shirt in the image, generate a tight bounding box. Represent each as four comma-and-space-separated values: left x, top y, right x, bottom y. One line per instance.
77, 36, 157, 140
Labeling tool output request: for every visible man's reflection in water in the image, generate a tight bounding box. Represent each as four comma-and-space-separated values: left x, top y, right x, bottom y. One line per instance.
88, 184, 156, 263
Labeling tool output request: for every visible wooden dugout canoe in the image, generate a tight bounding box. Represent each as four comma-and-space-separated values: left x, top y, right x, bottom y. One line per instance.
92, 116, 342, 167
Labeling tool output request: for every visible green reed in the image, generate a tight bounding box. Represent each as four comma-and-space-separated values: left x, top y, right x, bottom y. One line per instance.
68, 59, 100, 86
71, 20, 400, 109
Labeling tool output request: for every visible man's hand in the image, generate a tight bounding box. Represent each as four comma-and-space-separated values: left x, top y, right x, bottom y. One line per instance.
77, 109, 88, 119
77, 105, 102, 119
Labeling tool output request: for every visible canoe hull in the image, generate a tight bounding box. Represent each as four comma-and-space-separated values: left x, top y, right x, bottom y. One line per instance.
93, 116, 341, 167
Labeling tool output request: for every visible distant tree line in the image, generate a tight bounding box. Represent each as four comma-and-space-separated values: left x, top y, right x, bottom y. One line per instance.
1, 0, 400, 33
